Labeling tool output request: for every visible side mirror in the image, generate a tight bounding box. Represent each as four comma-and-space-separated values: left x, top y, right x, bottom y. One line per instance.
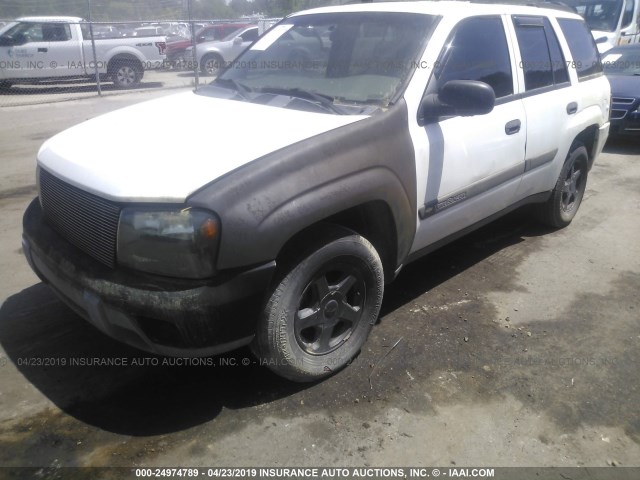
233, 36, 243, 45
0, 36, 16, 47
421, 80, 495, 123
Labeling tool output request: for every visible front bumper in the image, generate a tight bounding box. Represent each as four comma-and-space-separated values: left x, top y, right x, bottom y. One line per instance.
22, 198, 275, 357
610, 112, 640, 136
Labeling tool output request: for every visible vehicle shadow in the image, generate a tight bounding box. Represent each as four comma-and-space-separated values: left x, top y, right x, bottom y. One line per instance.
0, 208, 544, 437
381, 208, 549, 316
603, 135, 640, 154
0, 283, 304, 436
0, 81, 165, 96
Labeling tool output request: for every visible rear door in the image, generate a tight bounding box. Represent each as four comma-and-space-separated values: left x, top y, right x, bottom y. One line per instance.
509, 16, 576, 198
44, 22, 85, 77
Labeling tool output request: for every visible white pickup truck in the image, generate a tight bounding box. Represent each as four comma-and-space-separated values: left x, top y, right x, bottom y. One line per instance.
0, 16, 167, 89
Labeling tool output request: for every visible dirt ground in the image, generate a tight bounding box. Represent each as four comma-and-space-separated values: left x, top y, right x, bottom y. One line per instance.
0, 90, 639, 475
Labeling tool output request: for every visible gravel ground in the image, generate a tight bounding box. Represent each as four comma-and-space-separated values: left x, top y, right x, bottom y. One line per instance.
0, 92, 638, 475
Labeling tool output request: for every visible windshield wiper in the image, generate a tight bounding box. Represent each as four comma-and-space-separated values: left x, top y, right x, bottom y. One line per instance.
258, 87, 344, 114
214, 78, 252, 100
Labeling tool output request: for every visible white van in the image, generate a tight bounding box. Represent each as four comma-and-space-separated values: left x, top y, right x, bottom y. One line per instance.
565, 0, 640, 52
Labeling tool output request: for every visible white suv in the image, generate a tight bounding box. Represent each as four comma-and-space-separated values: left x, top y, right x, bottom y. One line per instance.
23, 1, 610, 382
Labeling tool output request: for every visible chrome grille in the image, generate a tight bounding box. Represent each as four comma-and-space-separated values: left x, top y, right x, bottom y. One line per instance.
612, 97, 635, 105
38, 167, 120, 268
610, 109, 628, 120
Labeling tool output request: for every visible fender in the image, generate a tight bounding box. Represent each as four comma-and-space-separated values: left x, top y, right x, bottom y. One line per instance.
104, 46, 146, 64
188, 100, 418, 271
201, 46, 224, 57
533, 78, 610, 191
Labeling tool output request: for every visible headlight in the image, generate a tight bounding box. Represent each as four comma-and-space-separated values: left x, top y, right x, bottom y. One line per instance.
117, 207, 220, 279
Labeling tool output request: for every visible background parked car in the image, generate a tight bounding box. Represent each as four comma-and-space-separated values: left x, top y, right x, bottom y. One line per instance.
115, 23, 143, 37
0, 17, 167, 89
90, 24, 121, 39
187, 25, 259, 75
602, 44, 640, 137
133, 26, 165, 37
165, 23, 253, 68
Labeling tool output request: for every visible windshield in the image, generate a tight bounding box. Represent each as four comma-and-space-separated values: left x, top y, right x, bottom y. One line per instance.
221, 27, 252, 42
565, 0, 625, 32
602, 49, 640, 74
203, 12, 436, 113
1, 22, 45, 42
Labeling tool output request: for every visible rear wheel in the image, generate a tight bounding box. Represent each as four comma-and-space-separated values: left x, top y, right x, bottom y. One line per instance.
253, 229, 384, 382
537, 142, 589, 228
110, 60, 142, 89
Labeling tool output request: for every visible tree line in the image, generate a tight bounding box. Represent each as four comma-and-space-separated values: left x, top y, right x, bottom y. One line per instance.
0, 0, 344, 21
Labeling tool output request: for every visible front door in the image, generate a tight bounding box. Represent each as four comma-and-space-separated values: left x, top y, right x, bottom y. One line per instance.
0, 22, 82, 79
410, 16, 527, 252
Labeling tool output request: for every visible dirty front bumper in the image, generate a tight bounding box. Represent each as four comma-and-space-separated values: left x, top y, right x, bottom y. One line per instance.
610, 112, 640, 136
22, 199, 275, 357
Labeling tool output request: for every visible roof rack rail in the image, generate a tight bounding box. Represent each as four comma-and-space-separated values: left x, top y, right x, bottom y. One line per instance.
468, 0, 575, 13
343, 0, 576, 13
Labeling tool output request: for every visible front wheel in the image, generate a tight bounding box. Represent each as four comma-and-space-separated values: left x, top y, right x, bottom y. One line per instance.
253, 231, 384, 382
201, 54, 224, 76
537, 142, 589, 228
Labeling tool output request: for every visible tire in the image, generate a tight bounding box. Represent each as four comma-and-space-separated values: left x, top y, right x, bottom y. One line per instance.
253, 230, 384, 382
110, 60, 142, 89
537, 142, 589, 228
201, 54, 224, 76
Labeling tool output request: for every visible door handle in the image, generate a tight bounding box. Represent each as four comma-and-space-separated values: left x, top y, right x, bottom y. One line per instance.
505, 119, 521, 135
38, 47, 48, 53
567, 102, 578, 114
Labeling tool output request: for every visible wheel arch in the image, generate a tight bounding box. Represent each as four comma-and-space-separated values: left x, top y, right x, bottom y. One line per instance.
573, 124, 599, 170
274, 200, 399, 284
200, 49, 223, 62
107, 53, 143, 74
187, 99, 417, 275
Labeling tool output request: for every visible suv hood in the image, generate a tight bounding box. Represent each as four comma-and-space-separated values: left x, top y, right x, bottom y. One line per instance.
37, 91, 367, 202
606, 74, 640, 98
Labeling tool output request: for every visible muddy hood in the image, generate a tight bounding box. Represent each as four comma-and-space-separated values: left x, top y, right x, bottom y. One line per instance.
37, 91, 367, 202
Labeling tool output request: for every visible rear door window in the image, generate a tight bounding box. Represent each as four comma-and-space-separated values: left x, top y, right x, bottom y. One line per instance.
513, 16, 569, 91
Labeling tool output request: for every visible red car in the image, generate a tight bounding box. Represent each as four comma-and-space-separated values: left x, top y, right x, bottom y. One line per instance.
166, 23, 253, 67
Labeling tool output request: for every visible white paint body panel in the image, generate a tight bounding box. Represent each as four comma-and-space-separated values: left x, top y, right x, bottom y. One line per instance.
37, 91, 366, 202
404, 9, 610, 255
411, 100, 527, 250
